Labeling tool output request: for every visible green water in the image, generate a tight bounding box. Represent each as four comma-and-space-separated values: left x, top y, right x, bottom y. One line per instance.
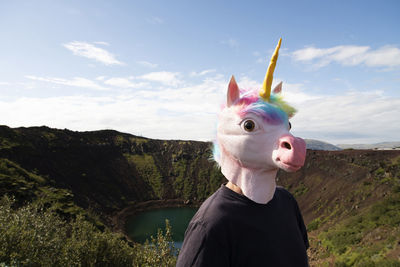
126, 207, 197, 248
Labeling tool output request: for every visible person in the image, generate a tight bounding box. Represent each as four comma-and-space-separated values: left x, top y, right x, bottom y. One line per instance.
176, 181, 309, 266
176, 39, 309, 266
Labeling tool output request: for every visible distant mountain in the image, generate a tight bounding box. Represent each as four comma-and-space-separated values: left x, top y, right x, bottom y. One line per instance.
304, 139, 341, 151
338, 141, 400, 150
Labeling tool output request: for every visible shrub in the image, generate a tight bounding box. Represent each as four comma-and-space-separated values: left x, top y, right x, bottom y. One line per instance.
308, 217, 321, 231
0, 195, 66, 266
0, 195, 177, 266
132, 220, 177, 267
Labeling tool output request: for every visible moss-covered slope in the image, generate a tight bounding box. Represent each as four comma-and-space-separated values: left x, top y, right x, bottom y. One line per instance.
0, 125, 224, 219
277, 150, 400, 265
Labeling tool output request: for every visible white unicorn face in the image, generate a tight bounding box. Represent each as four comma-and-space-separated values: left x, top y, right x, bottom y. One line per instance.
218, 110, 302, 172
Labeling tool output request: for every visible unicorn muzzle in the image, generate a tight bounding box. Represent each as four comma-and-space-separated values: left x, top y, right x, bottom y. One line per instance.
273, 134, 306, 172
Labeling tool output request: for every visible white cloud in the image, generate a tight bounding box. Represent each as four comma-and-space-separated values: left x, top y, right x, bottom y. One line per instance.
93, 41, 110, 46
4, 74, 400, 144
289, 90, 400, 144
362, 46, 400, 67
137, 61, 158, 68
147, 16, 164, 25
63, 41, 124, 65
25, 75, 108, 91
221, 38, 239, 48
256, 57, 267, 64
292, 45, 400, 68
0, 77, 226, 141
103, 77, 148, 88
138, 71, 182, 86
190, 69, 216, 77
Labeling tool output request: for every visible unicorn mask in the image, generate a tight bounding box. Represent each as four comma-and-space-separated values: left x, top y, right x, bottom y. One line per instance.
214, 38, 306, 204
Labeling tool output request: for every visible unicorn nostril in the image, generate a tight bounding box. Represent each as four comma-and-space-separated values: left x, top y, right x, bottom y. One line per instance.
282, 142, 292, 150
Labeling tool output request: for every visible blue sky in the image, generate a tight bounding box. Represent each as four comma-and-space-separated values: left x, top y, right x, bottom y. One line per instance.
0, 0, 399, 144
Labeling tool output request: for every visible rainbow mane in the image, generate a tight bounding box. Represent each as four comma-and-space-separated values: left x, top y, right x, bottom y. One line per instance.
233, 88, 296, 125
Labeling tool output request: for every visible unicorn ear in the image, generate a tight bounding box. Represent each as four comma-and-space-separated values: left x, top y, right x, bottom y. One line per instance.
227, 75, 240, 107
273, 81, 283, 94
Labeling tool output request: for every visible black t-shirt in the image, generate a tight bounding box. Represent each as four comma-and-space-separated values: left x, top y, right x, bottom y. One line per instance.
176, 185, 309, 267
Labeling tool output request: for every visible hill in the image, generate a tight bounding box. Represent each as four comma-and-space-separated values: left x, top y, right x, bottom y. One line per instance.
338, 141, 400, 150
277, 149, 400, 264
0, 125, 224, 224
305, 139, 342, 151
1, 125, 399, 265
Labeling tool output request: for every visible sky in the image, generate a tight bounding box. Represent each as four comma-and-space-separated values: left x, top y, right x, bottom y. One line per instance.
0, 0, 399, 145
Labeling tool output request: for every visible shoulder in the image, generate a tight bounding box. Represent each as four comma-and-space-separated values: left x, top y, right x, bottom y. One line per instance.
190, 187, 232, 231
275, 186, 296, 201
274, 186, 301, 210
177, 188, 231, 266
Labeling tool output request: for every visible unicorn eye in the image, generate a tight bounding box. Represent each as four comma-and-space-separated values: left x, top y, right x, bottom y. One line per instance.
289, 122, 292, 130
243, 120, 255, 132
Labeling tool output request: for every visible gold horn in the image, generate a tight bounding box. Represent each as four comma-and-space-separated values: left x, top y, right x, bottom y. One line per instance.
260, 38, 282, 101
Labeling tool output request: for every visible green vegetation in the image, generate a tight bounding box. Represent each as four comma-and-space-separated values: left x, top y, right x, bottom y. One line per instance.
299, 152, 400, 266
209, 167, 224, 193
315, 190, 400, 266
0, 143, 178, 266
136, 220, 177, 267
0, 159, 43, 203
0, 158, 92, 225
125, 154, 164, 199
293, 182, 309, 197
171, 154, 224, 201
183, 175, 193, 200
196, 169, 210, 200
0, 158, 46, 185
114, 135, 126, 146
172, 158, 187, 197
0, 125, 225, 207
308, 217, 321, 231
0, 195, 177, 266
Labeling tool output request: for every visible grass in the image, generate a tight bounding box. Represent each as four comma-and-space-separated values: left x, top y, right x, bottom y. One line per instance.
317, 190, 400, 266
125, 154, 163, 199
293, 182, 309, 197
